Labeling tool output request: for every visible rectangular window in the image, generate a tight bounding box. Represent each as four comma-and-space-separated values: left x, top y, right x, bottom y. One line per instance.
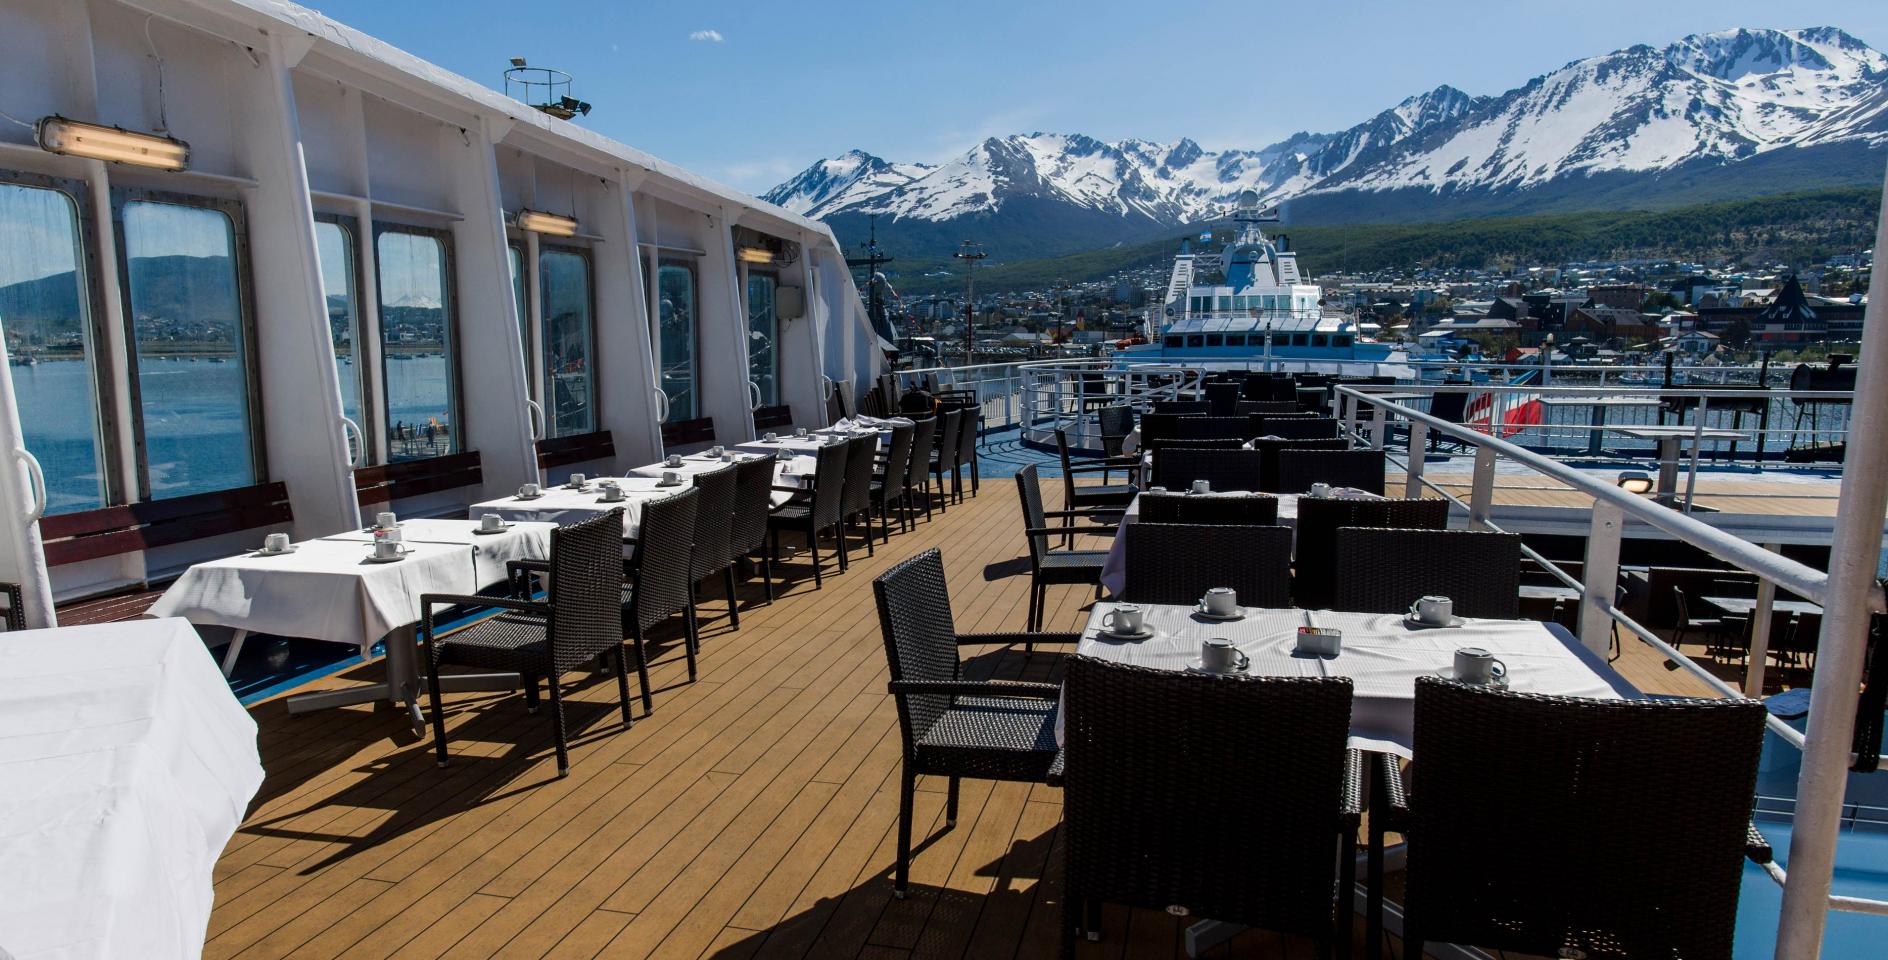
1205, 334, 1223, 347
0, 178, 108, 513
1216, 296, 1231, 312
375, 226, 456, 461
314, 216, 365, 460
538, 246, 594, 437
656, 258, 697, 422
1227, 335, 1246, 347
746, 270, 778, 407
119, 197, 257, 499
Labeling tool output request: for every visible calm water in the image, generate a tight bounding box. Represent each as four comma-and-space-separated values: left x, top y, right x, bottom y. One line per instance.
16, 355, 453, 514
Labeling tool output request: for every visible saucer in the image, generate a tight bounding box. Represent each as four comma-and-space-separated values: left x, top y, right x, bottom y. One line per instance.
1097, 626, 1155, 642
514, 492, 544, 501
473, 523, 511, 534
253, 545, 298, 557
1434, 666, 1510, 689
1186, 658, 1247, 675
1192, 605, 1246, 622
1404, 613, 1467, 629
655, 479, 684, 488
363, 552, 409, 564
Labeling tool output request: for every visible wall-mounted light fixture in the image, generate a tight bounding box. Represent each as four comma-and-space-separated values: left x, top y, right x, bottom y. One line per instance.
37, 117, 189, 170
1615, 471, 1655, 495
736, 245, 775, 265
515, 209, 578, 237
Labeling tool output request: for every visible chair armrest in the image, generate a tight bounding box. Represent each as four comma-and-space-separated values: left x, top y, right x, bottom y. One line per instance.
1026, 526, 1122, 538
771, 484, 810, 494
886, 679, 1062, 699
506, 558, 551, 577
1040, 507, 1123, 518
1063, 463, 1127, 475
421, 593, 548, 618
1340, 749, 1365, 822
1746, 820, 1774, 864
1375, 752, 1409, 832
957, 631, 1082, 648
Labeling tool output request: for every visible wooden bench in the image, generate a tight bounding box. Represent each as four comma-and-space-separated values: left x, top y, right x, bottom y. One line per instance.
753, 405, 794, 430
536, 430, 615, 470
42, 482, 294, 624
355, 450, 484, 508
661, 416, 716, 449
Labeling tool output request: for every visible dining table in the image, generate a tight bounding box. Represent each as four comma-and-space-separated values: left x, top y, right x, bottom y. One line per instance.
625, 452, 802, 508
1064, 601, 1639, 757
0, 618, 265, 960
471, 476, 691, 542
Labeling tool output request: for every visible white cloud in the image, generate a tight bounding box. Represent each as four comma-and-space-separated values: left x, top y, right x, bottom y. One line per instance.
688, 29, 723, 43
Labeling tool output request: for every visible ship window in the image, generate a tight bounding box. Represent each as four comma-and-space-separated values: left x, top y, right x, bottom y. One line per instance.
375, 226, 458, 462
1205, 334, 1223, 347
655, 258, 698, 422
1227, 335, 1246, 347
315, 216, 366, 461
0, 178, 109, 513
1186, 335, 1204, 348
1216, 296, 1231, 311
1263, 295, 1278, 310
1334, 335, 1351, 348
539, 246, 595, 437
1312, 334, 1329, 348
746, 270, 778, 407
1164, 336, 1182, 349
118, 197, 258, 499
1291, 334, 1308, 347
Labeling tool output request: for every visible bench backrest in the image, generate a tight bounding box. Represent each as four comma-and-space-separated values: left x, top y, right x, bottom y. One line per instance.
41, 481, 292, 566
753, 405, 794, 430
356, 451, 484, 507
536, 430, 615, 471
661, 416, 717, 448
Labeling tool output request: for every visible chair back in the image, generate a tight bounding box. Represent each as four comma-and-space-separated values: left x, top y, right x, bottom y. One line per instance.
879, 421, 915, 494
1121, 522, 1292, 607
752, 405, 794, 430
544, 510, 632, 672
1014, 465, 1051, 564
1061, 655, 1354, 937
1204, 382, 1242, 416
1098, 405, 1135, 457
1248, 437, 1350, 491
1236, 400, 1298, 415
729, 455, 775, 555
836, 384, 857, 420
687, 464, 738, 580
1332, 527, 1521, 618
872, 549, 962, 749
1293, 497, 1448, 608
624, 487, 701, 633
951, 402, 978, 469
932, 408, 964, 475
808, 441, 851, 528
1403, 678, 1765, 959
1427, 391, 1470, 425
1253, 416, 1340, 440
1173, 416, 1255, 441
1151, 448, 1263, 492
1273, 448, 1386, 495
1150, 401, 1211, 416
840, 434, 877, 516
904, 417, 938, 492
1137, 492, 1278, 526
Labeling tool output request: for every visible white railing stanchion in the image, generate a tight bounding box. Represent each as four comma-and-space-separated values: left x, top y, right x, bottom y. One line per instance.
1468, 446, 1497, 530
1684, 395, 1708, 512
1404, 421, 1427, 499
1342, 392, 1358, 440
1577, 500, 1624, 656
1370, 401, 1388, 451
1744, 543, 1781, 697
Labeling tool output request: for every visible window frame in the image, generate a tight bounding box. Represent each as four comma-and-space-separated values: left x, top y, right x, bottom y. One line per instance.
536, 241, 599, 438
653, 255, 701, 423
110, 187, 263, 500
744, 267, 779, 408
371, 220, 463, 463
1, 168, 124, 509
313, 211, 375, 464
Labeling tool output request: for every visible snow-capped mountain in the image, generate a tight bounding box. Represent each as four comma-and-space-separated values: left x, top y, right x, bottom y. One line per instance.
765, 27, 1886, 256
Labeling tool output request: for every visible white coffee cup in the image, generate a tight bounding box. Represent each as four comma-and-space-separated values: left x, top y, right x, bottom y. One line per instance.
1190, 479, 1211, 494
665, 454, 683, 467
569, 473, 587, 488
1202, 587, 1238, 617
1454, 646, 1507, 685
1147, 485, 1168, 494
721, 452, 735, 462
600, 482, 624, 502
518, 482, 540, 499
710, 445, 725, 457
480, 513, 504, 532
1200, 637, 1249, 673
372, 539, 403, 560
1102, 603, 1146, 636
1310, 482, 1333, 498
375, 511, 397, 530
795, 427, 809, 438
1410, 595, 1454, 625
263, 532, 290, 553
662, 470, 680, 485
764, 431, 779, 441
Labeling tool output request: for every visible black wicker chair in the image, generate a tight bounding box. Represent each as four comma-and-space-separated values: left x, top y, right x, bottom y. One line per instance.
1236, 400, 1299, 415
1371, 678, 1770, 960
730, 453, 778, 604
926, 407, 964, 514
1059, 655, 1362, 958
1097, 405, 1137, 483
1172, 415, 1256, 441
1292, 497, 1450, 609
1120, 522, 1293, 608
1253, 416, 1340, 440
1150, 447, 1264, 492
873, 549, 1074, 898
1149, 401, 1210, 416
768, 440, 849, 587
1053, 427, 1137, 545
1136, 491, 1278, 526
944, 398, 979, 499
420, 510, 632, 777
1143, 437, 1244, 482
903, 416, 939, 523
838, 433, 879, 563
870, 420, 916, 542
621, 488, 704, 691
1249, 437, 1349, 492
683, 465, 739, 631
1273, 448, 1387, 495
1332, 527, 1521, 618
1204, 381, 1243, 416
0, 581, 22, 631
1015, 464, 1113, 631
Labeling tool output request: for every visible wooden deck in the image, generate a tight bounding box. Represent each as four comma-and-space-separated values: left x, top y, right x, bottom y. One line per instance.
207, 477, 1730, 960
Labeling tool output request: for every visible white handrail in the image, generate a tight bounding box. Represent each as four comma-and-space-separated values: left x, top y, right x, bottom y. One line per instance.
339, 417, 366, 469
524, 401, 545, 442
748, 380, 762, 412
652, 388, 669, 423
15, 447, 45, 523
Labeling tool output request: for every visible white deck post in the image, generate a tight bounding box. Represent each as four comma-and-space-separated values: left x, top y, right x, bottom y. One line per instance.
1774, 162, 1888, 960
1744, 543, 1781, 697
1577, 500, 1623, 655
1404, 421, 1428, 499
1370, 401, 1388, 451
1468, 445, 1497, 530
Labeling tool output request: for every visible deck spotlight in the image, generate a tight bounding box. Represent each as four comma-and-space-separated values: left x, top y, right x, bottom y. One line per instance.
510, 57, 528, 67
736, 245, 775, 265
1616, 471, 1655, 495
37, 117, 189, 170
515, 209, 578, 237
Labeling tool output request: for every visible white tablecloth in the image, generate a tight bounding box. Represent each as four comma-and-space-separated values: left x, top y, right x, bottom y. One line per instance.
1098, 492, 1300, 594
146, 539, 479, 657
627, 454, 799, 508
1068, 603, 1636, 755
319, 519, 554, 588
733, 435, 854, 460
471, 477, 685, 540
0, 618, 263, 960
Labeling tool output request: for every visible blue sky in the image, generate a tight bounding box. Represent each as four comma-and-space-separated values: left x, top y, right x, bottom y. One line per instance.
302, 0, 1888, 195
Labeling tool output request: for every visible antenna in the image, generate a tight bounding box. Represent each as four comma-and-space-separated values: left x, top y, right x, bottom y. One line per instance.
953, 240, 987, 364
846, 217, 896, 343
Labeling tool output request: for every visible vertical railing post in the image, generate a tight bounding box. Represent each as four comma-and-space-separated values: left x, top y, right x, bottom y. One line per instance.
1371, 401, 1388, 451
1468, 445, 1497, 530
1577, 500, 1624, 655
1342, 391, 1359, 442
1683, 395, 1709, 512
1744, 543, 1781, 697
1404, 421, 1428, 499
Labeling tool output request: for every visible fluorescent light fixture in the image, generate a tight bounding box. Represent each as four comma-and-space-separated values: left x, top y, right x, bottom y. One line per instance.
37, 117, 189, 170
1616, 471, 1655, 495
736, 245, 774, 265
515, 209, 577, 237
